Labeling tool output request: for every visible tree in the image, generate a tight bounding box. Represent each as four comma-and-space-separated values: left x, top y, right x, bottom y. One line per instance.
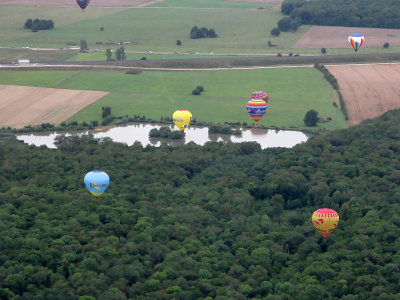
80, 40, 88, 52
277, 17, 292, 31
321, 47, 327, 54
102, 106, 112, 118
24, 19, 33, 29
267, 40, 272, 47
271, 28, 280, 36
100, 27, 104, 31
115, 47, 126, 61
304, 109, 319, 126
383, 42, 390, 48
106, 49, 112, 61
176, 40, 182, 46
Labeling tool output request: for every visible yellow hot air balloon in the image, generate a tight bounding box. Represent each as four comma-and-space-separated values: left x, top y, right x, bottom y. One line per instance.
172, 110, 192, 132
312, 208, 339, 239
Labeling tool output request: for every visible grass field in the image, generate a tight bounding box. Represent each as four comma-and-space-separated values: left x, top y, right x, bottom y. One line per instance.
67, 51, 236, 61
0, 6, 305, 54
0, 48, 76, 63
1, 5, 398, 58
0, 69, 347, 130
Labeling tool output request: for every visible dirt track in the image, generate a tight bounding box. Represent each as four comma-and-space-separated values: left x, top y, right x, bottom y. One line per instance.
294, 26, 400, 49
326, 64, 400, 126
0, 85, 108, 128
0, 0, 162, 7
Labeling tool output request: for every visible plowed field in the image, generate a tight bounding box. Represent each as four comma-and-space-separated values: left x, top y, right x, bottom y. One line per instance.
0, 85, 108, 128
326, 64, 400, 126
294, 26, 400, 49
0, 0, 161, 7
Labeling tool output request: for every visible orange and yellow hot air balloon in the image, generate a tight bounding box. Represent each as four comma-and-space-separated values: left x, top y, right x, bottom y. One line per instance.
312, 208, 339, 238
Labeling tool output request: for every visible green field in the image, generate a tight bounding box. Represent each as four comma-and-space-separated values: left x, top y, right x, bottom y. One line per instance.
0, 6, 305, 54
1, 5, 398, 60
67, 51, 236, 61
0, 69, 347, 130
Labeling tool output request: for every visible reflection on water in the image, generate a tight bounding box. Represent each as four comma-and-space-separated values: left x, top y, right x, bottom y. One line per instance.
16, 123, 308, 149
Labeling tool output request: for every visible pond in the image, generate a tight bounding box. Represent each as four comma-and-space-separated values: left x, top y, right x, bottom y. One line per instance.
16, 124, 309, 149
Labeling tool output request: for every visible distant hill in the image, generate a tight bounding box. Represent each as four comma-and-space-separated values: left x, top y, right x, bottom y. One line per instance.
1, 109, 400, 299
279, 0, 400, 31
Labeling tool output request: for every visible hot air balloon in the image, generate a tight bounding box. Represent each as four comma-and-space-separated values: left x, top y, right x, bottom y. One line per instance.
77, 0, 90, 11
84, 170, 110, 198
172, 110, 192, 132
348, 34, 364, 52
312, 208, 339, 239
251, 90, 269, 103
246, 99, 267, 125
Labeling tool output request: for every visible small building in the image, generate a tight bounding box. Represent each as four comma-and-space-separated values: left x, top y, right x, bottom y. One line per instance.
18, 59, 30, 65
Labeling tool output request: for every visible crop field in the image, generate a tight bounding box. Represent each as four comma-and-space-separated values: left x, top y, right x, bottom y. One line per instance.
0, 5, 305, 53
0, 84, 108, 128
0, 69, 347, 130
294, 26, 400, 50
326, 63, 400, 126
146, 0, 277, 9
0, 0, 160, 7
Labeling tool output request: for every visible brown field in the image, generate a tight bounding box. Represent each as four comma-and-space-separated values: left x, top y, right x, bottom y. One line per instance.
0, 0, 162, 7
294, 26, 400, 49
226, 0, 282, 3
326, 64, 400, 126
0, 85, 108, 128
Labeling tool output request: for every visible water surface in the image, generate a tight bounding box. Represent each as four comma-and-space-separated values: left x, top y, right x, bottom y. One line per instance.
16, 124, 308, 149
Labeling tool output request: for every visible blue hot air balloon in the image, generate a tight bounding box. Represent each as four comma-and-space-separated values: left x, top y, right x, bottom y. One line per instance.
84, 171, 110, 198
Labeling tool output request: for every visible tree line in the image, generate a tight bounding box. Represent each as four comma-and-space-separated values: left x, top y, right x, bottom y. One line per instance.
278, 0, 400, 32
1, 108, 400, 298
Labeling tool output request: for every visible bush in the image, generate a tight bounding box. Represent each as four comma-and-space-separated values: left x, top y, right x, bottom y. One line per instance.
125, 70, 142, 75
383, 42, 390, 48
101, 116, 115, 126
321, 48, 327, 54
192, 86, 204, 95
271, 28, 280, 36
192, 89, 201, 95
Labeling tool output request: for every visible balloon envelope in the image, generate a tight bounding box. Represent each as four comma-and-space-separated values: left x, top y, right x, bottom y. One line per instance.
348, 34, 364, 52
312, 208, 339, 238
251, 90, 269, 103
172, 110, 192, 132
246, 99, 267, 125
76, 0, 90, 10
84, 171, 110, 198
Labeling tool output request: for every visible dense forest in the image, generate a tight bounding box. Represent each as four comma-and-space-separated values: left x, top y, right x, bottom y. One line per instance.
279, 0, 400, 31
1, 109, 400, 299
